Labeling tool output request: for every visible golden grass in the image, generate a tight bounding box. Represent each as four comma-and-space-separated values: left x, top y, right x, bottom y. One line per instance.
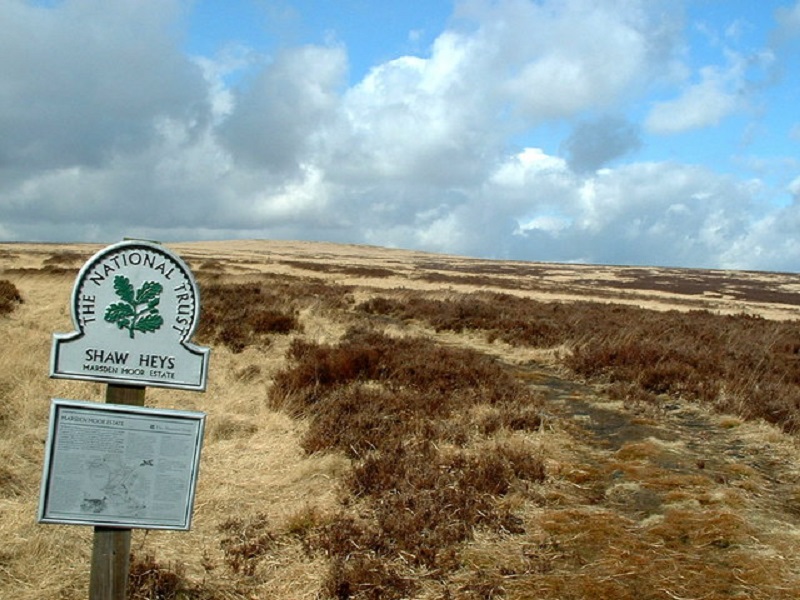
3, 240, 800, 599
0, 261, 343, 599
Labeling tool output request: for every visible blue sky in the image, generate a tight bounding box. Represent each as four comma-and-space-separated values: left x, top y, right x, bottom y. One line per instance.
2, 0, 800, 271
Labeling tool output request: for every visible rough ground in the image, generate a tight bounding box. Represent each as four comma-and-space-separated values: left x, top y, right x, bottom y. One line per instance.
2, 239, 800, 599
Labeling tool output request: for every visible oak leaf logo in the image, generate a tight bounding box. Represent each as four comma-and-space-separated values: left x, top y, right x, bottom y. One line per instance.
104, 275, 164, 339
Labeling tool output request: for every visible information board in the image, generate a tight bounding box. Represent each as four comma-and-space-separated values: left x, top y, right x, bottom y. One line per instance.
38, 399, 205, 530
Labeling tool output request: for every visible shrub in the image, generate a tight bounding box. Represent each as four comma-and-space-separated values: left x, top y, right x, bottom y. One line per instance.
271, 328, 541, 418
197, 281, 301, 352
324, 554, 414, 600
128, 553, 196, 600
0, 280, 22, 316
43, 251, 88, 265
273, 328, 546, 592
217, 513, 275, 576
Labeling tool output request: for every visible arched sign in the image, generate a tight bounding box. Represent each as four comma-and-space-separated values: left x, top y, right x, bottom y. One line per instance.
50, 241, 210, 391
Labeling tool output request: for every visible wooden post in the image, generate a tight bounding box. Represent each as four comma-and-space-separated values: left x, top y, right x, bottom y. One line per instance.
103, 383, 146, 408
89, 527, 132, 600
89, 384, 145, 600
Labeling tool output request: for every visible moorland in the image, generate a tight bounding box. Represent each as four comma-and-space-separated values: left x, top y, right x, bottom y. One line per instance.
2, 239, 800, 599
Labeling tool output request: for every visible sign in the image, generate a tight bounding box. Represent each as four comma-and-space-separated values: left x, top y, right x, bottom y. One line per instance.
38, 398, 206, 530
50, 241, 210, 390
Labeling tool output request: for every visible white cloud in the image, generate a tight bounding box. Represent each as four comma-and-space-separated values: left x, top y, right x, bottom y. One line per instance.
719, 201, 800, 272
328, 30, 501, 188
464, 151, 758, 267
491, 148, 568, 187
250, 166, 335, 225
456, 0, 681, 119
193, 44, 256, 122
343, 144, 758, 268
516, 215, 572, 235
0, 0, 209, 170
218, 44, 347, 173
790, 175, 800, 196
774, 1, 800, 44
0, 0, 796, 271
645, 64, 742, 134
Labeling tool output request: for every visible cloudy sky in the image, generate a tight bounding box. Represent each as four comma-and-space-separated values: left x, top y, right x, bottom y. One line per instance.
2, 0, 800, 271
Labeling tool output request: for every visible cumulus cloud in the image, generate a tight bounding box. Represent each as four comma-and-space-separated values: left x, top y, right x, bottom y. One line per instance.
645, 23, 778, 137
773, 1, 800, 44
720, 207, 800, 273
0, 0, 794, 270
0, 0, 209, 170
455, 0, 683, 118
645, 64, 743, 134
323, 28, 513, 190
218, 44, 347, 173
474, 151, 756, 267
340, 144, 759, 269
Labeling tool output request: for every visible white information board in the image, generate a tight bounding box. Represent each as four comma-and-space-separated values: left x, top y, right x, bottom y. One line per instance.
38, 399, 205, 530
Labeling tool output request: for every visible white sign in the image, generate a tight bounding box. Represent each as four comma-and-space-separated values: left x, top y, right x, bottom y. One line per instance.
50, 241, 210, 390
38, 399, 206, 530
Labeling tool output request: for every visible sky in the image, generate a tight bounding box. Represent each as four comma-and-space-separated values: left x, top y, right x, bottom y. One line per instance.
2, 1, 800, 271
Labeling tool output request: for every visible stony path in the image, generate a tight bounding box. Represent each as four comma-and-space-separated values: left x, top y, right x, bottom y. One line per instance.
520, 360, 800, 546
438, 330, 800, 529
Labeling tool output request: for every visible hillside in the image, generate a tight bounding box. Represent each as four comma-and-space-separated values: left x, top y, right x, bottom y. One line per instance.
2, 240, 800, 599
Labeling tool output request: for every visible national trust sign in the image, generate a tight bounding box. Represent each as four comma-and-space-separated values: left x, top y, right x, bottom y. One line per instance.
50, 241, 210, 391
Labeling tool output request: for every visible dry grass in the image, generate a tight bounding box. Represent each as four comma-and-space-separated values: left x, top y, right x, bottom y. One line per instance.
2, 240, 800, 599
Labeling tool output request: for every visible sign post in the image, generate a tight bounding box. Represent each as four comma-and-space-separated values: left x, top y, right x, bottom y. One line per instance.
91, 384, 143, 600
43, 241, 210, 600
90, 524, 131, 600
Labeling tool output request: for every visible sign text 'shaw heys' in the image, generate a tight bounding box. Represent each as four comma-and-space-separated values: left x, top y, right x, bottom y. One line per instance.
51, 241, 210, 391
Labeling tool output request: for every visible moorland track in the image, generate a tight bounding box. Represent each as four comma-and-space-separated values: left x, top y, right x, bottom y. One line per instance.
431, 315, 800, 559
512, 358, 800, 541
419, 330, 800, 595
433, 328, 800, 514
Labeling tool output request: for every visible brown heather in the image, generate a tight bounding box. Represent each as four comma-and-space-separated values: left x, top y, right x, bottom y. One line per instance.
196, 281, 302, 352
359, 292, 800, 433
267, 330, 546, 596
0, 278, 23, 316
2, 240, 800, 599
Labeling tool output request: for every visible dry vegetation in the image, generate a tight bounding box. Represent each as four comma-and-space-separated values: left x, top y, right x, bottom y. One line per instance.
358, 293, 800, 433
0, 278, 23, 316
2, 240, 800, 599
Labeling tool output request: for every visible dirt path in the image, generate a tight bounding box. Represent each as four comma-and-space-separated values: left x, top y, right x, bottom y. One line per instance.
517, 360, 800, 564
407, 324, 800, 597
435, 327, 800, 533
429, 322, 792, 519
